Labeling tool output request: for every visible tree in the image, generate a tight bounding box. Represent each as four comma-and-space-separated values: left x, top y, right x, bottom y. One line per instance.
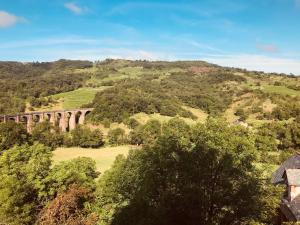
31, 121, 64, 149
0, 143, 52, 225
95, 119, 276, 225
37, 185, 97, 225
162, 117, 192, 150
0, 143, 101, 225
125, 118, 140, 129
255, 124, 279, 163
43, 157, 99, 199
108, 128, 127, 146
0, 121, 29, 152
70, 125, 104, 148
129, 119, 161, 146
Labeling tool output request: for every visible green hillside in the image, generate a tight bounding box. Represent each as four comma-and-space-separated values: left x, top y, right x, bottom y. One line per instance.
1, 59, 300, 225
2, 59, 300, 127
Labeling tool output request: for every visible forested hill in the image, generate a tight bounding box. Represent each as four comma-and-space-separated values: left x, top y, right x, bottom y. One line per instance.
0, 59, 92, 114
2, 59, 300, 225
1, 59, 300, 128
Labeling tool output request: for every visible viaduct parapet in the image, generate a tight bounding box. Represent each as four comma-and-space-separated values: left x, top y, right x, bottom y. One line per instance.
0, 108, 94, 132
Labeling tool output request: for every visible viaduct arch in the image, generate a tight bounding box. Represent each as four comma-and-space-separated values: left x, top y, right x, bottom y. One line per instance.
0, 108, 94, 132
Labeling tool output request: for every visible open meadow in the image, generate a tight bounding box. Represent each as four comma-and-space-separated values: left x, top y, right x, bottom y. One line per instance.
53, 145, 136, 174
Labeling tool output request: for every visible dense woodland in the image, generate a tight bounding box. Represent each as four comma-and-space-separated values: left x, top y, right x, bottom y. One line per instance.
0, 59, 300, 224
0, 118, 283, 225
0, 60, 92, 114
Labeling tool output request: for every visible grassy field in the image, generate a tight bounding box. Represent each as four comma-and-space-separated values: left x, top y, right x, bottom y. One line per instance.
52, 87, 108, 109
262, 85, 300, 96
53, 145, 135, 174
132, 112, 202, 125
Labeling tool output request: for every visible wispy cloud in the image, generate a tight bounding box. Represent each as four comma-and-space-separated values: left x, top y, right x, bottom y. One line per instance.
107, 2, 192, 16
0, 11, 24, 28
202, 54, 300, 74
107, 1, 246, 17
0, 36, 134, 50
0, 37, 98, 49
64, 2, 86, 15
184, 39, 225, 53
296, 0, 300, 7
20, 47, 174, 62
256, 44, 279, 53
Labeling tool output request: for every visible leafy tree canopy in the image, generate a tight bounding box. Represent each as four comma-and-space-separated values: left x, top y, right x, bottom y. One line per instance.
95, 119, 279, 225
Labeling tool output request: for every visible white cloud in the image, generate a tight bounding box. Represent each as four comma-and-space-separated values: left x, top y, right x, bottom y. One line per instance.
256, 44, 279, 53
0, 37, 138, 50
15, 47, 175, 62
64, 2, 85, 15
0, 37, 98, 49
0, 11, 23, 28
56, 48, 173, 61
202, 54, 300, 75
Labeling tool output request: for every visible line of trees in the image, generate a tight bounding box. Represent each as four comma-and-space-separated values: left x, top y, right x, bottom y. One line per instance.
0, 121, 104, 153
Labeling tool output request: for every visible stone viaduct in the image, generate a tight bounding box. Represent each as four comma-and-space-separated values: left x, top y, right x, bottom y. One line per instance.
0, 108, 94, 132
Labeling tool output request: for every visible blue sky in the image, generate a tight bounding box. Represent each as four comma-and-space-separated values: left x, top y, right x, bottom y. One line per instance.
0, 0, 300, 74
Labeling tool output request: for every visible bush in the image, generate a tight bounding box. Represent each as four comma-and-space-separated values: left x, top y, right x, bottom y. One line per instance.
235, 108, 249, 121
70, 126, 104, 148
108, 128, 127, 146
0, 121, 30, 152
125, 118, 140, 129
31, 121, 64, 149
129, 120, 162, 146
38, 185, 97, 225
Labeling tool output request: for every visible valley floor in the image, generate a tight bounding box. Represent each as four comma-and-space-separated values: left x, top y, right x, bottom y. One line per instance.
53, 145, 137, 174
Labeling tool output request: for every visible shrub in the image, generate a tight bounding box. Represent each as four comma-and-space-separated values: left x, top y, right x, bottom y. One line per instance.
235, 108, 249, 121
70, 126, 104, 148
125, 118, 140, 129
107, 128, 127, 146
0, 121, 30, 152
31, 121, 64, 149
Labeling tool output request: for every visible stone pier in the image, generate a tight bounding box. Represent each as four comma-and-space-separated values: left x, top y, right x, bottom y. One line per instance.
0, 108, 94, 132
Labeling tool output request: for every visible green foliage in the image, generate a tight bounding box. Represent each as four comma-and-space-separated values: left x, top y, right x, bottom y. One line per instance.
235, 108, 249, 121
163, 72, 243, 115
107, 128, 127, 146
161, 117, 192, 149
0, 121, 30, 152
31, 121, 64, 149
43, 157, 99, 199
124, 118, 140, 129
0, 142, 100, 225
0, 60, 92, 114
255, 125, 279, 163
261, 120, 300, 152
95, 119, 278, 225
87, 80, 194, 123
70, 125, 104, 148
271, 96, 300, 120
129, 119, 161, 146
0, 143, 52, 225
51, 87, 105, 109
87, 68, 245, 123
29, 96, 54, 108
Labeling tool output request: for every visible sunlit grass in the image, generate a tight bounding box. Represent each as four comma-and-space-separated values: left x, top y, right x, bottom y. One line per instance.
53, 145, 136, 174
52, 87, 108, 109
263, 85, 300, 96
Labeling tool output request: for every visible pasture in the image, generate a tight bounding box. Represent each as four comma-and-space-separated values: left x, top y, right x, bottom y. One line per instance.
53, 145, 135, 174
263, 85, 300, 96
51, 87, 108, 109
